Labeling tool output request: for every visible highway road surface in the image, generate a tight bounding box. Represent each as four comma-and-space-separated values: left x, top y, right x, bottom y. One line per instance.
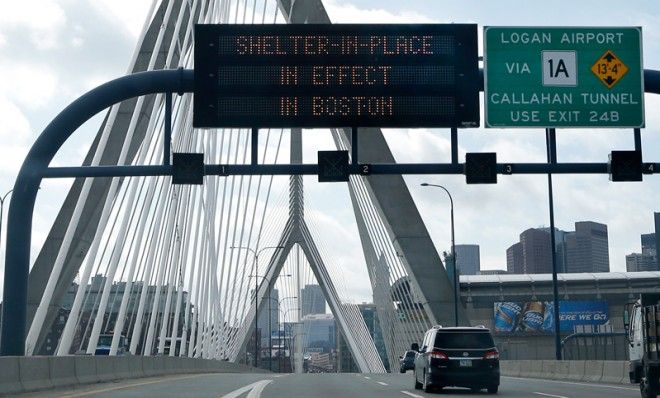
19, 373, 639, 398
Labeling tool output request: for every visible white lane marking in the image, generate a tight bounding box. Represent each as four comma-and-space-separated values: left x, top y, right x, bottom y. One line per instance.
503, 376, 637, 391
401, 391, 424, 398
364, 376, 371, 379
533, 392, 569, 398
247, 380, 273, 398
377, 381, 388, 386
220, 379, 273, 398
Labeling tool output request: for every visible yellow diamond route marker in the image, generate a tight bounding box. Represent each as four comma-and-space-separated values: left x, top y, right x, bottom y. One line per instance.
591, 50, 629, 89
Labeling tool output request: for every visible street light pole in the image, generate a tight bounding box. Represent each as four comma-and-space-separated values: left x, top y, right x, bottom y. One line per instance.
421, 183, 459, 327
250, 274, 292, 371
231, 245, 284, 368
281, 306, 300, 373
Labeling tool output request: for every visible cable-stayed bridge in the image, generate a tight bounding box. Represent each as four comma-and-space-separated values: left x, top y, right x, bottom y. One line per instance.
4, 0, 457, 374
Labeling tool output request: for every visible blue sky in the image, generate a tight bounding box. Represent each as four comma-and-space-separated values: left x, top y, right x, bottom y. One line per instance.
0, 0, 659, 302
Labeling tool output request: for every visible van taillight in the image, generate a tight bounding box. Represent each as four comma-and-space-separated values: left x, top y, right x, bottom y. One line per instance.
430, 350, 448, 360
484, 350, 499, 360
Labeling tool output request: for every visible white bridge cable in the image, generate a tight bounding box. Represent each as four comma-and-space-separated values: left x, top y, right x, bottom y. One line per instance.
24, 0, 163, 355
57, 87, 168, 355
332, 129, 432, 367
303, 211, 385, 372
55, 0, 193, 355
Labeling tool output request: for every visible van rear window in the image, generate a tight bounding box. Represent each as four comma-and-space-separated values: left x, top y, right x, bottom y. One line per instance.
434, 332, 494, 349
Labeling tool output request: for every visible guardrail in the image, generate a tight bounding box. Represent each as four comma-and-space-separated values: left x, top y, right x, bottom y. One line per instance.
500, 360, 630, 385
0, 356, 268, 396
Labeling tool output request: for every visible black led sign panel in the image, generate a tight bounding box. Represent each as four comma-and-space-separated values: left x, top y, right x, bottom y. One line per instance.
193, 24, 480, 128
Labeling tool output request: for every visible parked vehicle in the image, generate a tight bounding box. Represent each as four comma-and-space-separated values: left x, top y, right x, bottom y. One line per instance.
412, 325, 499, 394
399, 350, 416, 373
625, 294, 660, 398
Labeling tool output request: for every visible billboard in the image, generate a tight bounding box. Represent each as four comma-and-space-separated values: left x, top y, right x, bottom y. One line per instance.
493, 300, 609, 333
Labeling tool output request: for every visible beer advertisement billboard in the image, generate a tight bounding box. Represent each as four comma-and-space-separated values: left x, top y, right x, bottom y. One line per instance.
493, 300, 608, 333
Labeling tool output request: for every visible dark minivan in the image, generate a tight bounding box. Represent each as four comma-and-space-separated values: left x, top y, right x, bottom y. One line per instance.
413, 326, 500, 394
399, 350, 416, 373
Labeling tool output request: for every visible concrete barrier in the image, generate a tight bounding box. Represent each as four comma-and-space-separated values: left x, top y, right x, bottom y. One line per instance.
18, 357, 52, 392
567, 360, 586, 381
95, 357, 116, 382
601, 361, 627, 384
500, 360, 629, 385
542, 360, 570, 380
583, 360, 605, 382
127, 355, 145, 379
0, 356, 269, 396
74, 356, 98, 384
112, 357, 132, 380
527, 360, 544, 379
142, 356, 158, 377
0, 357, 22, 395
49, 356, 77, 388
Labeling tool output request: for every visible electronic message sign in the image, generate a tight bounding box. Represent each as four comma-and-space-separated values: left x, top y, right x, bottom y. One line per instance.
193, 24, 480, 128
484, 27, 644, 128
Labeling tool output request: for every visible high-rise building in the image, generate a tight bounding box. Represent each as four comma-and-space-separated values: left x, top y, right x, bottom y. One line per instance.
358, 303, 389, 371
301, 284, 326, 317
506, 242, 524, 274
565, 221, 610, 273
507, 222, 609, 274
625, 220, 658, 272
626, 253, 657, 272
538, 227, 570, 272
642, 233, 656, 256
521, 228, 553, 274
455, 244, 480, 275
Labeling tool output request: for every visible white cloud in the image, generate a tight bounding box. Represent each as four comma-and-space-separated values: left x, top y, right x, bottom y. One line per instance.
89, 0, 154, 38
0, 0, 66, 50
0, 96, 32, 143
0, 96, 32, 176
325, 0, 439, 23
0, 63, 58, 109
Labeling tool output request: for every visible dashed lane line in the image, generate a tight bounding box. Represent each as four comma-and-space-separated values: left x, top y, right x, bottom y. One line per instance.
400, 391, 424, 398
364, 376, 371, 379
377, 381, 388, 386
533, 392, 569, 398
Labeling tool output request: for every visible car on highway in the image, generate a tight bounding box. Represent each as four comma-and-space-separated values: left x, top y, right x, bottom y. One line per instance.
413, 325, 500, 394
399, 350, 416, 373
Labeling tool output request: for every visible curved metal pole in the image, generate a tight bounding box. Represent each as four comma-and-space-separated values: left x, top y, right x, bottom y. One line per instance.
0, 190, 13, 266
0, 69, 193, 356
420, 183, 458, 326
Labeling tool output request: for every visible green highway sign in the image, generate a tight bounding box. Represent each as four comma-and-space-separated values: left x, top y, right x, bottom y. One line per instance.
484, 27, 644, 128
